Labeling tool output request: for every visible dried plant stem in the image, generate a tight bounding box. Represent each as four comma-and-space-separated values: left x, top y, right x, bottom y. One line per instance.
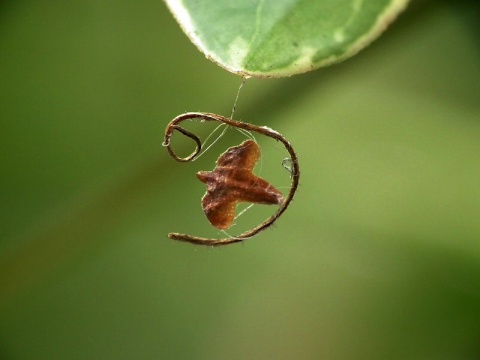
163, 112, 300, 246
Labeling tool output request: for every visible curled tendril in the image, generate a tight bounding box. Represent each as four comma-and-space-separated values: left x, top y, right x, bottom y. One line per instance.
163, 112, 300, 246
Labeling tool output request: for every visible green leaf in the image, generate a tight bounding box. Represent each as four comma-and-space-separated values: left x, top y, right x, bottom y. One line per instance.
164, 0, 410, 78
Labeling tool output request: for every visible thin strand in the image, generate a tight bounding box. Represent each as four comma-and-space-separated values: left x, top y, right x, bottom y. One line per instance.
201, 123, 227, 148
235, 127, 257, 142
230, 78, 247, 119
235, 203, 255, 220
221, 229, 234, 238
188, 77, 248, 161
193, 123, 228, 161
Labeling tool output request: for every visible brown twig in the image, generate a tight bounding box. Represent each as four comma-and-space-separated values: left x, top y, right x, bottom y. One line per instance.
163, 112, 300, 246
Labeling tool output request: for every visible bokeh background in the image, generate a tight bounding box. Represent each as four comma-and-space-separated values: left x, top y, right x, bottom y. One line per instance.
1, 1, 480, 359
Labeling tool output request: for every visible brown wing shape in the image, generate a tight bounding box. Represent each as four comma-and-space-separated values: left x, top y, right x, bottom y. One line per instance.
201, 192, 237, 230
215, 139, 260, 171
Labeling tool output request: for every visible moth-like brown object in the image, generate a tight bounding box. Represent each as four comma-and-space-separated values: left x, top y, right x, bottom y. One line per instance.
197, 140, 284, 230
163, 112, 299, 246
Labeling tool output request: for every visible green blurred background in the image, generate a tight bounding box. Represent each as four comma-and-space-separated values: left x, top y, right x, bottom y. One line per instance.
1, 0, 480, 359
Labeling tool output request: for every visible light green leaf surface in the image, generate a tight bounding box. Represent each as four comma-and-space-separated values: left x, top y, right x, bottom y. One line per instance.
165, 0, 410, 77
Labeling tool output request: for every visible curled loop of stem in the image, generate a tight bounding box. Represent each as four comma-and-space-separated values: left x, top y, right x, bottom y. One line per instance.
162, 124, 202, 162
163, 112, 300, 246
